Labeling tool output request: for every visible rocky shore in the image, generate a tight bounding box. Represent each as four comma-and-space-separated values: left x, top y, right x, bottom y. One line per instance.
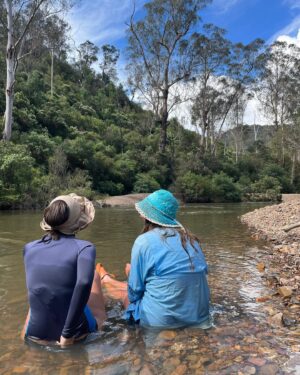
241, 196, 300, 332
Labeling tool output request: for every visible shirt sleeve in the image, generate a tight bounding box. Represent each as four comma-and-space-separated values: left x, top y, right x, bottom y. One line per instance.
61, 244, 95, 338
127, 237, 154, 303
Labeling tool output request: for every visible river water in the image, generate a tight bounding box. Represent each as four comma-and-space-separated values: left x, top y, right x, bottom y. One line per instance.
0, 204, 299, 374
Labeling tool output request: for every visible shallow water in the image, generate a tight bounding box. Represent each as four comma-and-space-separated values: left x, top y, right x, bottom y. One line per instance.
0, 204, 299, 374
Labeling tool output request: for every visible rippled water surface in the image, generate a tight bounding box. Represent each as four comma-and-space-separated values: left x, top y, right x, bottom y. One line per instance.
0, 204, 299, 374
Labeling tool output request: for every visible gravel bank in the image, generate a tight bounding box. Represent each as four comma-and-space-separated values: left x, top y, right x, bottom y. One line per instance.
241, 198, 300, 331
241, 200, 300, 244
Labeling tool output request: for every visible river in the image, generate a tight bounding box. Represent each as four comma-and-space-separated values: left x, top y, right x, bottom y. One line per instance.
0, 204, 299, 374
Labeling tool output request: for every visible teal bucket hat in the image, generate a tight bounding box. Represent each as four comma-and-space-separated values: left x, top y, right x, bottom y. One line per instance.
135, 189, 183, 228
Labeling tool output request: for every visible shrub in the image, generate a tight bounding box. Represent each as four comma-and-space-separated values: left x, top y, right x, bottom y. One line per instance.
133, 173, 160, 193
211, 173, 241, 202
251, 175, 282, 194
176, 172, 211, 203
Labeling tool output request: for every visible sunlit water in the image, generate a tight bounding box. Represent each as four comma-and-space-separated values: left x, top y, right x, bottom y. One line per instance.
0, 204, 299, 374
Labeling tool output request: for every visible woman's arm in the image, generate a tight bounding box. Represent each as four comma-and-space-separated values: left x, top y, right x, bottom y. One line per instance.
61, 244, 95, 340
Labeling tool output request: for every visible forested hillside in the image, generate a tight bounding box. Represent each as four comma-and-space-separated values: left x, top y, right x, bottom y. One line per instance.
1, 1, 300, 208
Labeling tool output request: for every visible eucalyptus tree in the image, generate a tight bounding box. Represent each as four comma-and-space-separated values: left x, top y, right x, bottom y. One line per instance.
127, 0, 211, 153
227, 93, 249, 163
2, 0, 70, 140
76, 40, 99, 85
190, 24, 230, 152
257, 41, 300, 163
282, 55, 300, 182
191, 37, 264, 155
99, 44, 120, 82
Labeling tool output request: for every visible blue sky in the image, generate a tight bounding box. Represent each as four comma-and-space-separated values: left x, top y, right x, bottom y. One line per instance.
68, 0, 300, 50
67, 0, 300, 124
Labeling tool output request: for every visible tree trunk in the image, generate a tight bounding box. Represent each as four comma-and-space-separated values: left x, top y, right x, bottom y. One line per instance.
3, 0, 14, 141
50, 48, 54, 97
291, 151, 296, 185
281, 124, 285, 165
159, 90, 168, 153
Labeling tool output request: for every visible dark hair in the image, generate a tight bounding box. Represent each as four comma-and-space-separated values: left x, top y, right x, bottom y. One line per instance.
42, 200, 69, 240
142, 220, 201, 270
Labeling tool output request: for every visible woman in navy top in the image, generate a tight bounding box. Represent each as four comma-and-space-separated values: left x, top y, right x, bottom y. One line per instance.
23, 194, 106, 346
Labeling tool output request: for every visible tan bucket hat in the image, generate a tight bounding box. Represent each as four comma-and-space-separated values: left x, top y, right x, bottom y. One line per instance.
40, 193, 95, 235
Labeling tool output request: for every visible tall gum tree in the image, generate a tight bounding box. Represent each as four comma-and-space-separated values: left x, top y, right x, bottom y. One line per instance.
127, 0, 211, 154
191, 37, 264, 156
257, 41, 300, 164
2, 0, 69, 141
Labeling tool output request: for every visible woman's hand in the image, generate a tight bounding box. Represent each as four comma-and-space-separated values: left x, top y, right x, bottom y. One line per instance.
125, 263, 131, 277
59, 336, 74, 347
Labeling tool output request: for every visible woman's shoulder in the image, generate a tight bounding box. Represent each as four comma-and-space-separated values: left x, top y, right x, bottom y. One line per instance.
135, 229, 162, 245
73, 238, 95, 251
24, 238, 43, 252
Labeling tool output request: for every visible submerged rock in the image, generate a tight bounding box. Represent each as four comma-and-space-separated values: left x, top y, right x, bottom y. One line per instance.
278, 286, 292, 298
268, 312, 283, 326
158, 330, 177, 340
257, 363, 279, 375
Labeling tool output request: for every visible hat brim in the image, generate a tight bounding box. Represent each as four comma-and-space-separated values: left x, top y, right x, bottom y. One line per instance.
135, 200, 182, 228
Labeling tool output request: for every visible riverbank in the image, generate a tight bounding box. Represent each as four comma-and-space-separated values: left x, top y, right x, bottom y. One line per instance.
241, 195, 300, 331
95, 193, 149, 207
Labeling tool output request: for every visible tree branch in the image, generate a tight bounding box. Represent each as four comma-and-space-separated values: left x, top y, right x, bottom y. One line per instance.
14, 0, 47, 51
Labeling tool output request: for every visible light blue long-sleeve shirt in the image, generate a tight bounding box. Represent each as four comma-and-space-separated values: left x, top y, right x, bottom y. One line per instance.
124, 228, 210, 328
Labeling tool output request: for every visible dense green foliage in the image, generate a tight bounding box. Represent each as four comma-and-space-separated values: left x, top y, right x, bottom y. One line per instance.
0, 56, 298, 207
1, 4, 300, 208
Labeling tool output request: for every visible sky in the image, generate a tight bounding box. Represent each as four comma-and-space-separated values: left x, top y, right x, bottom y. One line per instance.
68, 0, 300, 53
67, 0, 300, 124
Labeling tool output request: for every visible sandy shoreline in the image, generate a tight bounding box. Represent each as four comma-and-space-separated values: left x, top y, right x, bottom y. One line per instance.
95, 193, 149, 207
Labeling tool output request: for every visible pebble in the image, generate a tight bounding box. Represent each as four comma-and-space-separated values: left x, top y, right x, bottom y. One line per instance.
256, 296, 271, 303
278, 286, 292, 297
11, 367, 27, 374
248, 357, 266, 367
139, 365, 154, 375
158, 330, 177, 340
268, 312, 283, 326
163, 357, 181, 371
258, 364, 279, 375
170, 364, 188, 375
256, 263, 265, 272
243, 365, 256, 374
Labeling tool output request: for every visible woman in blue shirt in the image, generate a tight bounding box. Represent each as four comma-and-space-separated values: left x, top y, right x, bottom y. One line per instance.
23, 194, 107, 346
98, 189, 210, 328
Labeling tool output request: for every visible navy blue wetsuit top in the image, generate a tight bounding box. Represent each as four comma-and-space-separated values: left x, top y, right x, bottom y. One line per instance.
23, 234, 96, 341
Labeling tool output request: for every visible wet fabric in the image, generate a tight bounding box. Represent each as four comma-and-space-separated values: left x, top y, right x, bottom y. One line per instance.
23, 234, 97, 341
125, 228, 210, 328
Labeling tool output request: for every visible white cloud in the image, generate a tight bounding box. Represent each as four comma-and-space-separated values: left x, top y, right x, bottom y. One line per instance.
268, 15, 300, 44
283, 0, 300, 10
277, 28, 300, 47
211, 0, 241, 14
66, 0, 147, 46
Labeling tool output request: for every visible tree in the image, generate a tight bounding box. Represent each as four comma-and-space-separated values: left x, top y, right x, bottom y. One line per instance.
76, 40, 99, 85
2, 0, 70, 140
127, 0, 211, 153
227, 93, 249, 163
99, 44, 119, 82
190, 24, 230, 152
257, 41, 300, 164
191, 38, 264, 156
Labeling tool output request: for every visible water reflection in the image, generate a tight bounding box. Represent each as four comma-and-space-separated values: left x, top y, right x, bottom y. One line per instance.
0, 204, 298, 374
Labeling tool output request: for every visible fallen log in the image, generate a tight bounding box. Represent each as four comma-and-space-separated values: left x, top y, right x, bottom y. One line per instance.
282, 222, 300, 232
